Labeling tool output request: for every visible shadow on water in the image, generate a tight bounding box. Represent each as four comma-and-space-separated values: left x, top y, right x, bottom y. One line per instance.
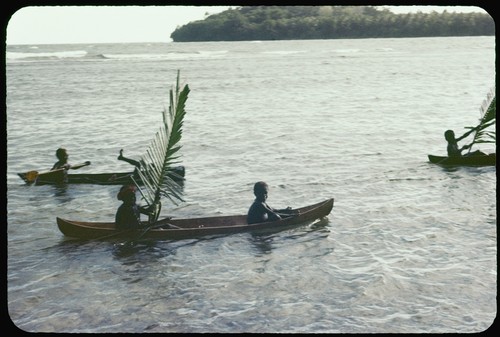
44, 237, 114, 254
51, 184, 76, 203
26, 183, 75, 203
427, 161, 496, 175
112, 240, 164, 259
45, 236, 205, 264
46, 217, 332, 261
112, 217, 333, 258
22, 183, 74, 204
248, 217, 331, 256
111, 236, 216, 259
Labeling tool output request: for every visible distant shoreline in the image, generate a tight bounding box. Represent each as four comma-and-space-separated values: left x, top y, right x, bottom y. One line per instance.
170, 6, 494, 42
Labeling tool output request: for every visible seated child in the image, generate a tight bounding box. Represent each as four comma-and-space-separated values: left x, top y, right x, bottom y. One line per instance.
444, 130, 485, 157
247, 181, 297, 224
115, 185, 152, 230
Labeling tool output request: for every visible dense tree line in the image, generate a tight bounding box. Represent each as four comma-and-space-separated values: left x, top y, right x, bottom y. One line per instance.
170, 6, 494, 42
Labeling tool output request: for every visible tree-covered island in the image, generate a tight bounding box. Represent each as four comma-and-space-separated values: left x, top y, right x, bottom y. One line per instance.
170, 6, 494, 42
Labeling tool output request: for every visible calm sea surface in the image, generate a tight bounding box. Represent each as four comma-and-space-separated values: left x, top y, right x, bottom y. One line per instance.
6, 37, 496, 333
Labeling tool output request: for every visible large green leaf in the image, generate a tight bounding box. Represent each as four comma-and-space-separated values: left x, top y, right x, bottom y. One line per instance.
132, 70, 189, 221
461, 87, 496, 151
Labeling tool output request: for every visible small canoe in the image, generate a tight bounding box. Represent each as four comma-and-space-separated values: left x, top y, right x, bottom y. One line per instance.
57, 198, 334, 240
18, 166, 185, 185
428, 154, 496, 167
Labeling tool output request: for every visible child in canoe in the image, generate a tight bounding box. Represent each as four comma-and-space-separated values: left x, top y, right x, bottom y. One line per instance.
51, 148, 71, 170
247, 181, 298, 224
50, 148, 90, 183
444, 130, 485, 157
51, 147, 91, 170
117, 149, 141, 168
117, 149, 185, 184
115, 185, 155, 230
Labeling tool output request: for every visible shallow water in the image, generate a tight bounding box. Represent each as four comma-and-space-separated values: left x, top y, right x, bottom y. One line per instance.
6, 36, 496, 333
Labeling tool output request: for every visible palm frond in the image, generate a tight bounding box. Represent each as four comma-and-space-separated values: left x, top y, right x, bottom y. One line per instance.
479, 87, 495, 120
463, 87, 496, 151
132, 70, 189, 221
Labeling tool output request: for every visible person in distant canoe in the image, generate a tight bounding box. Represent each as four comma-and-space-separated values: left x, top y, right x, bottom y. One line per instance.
115, 184, 153, 230
51, 147, 91, 170
51, 148, 71, 170
247, 181, 298, 224
444, 130, 485, 157
117, 149, 186, 183
50, 148, 90, 183
117, 149, 141, 168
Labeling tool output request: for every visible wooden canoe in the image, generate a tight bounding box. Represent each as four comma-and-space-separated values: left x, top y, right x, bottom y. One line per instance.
428, 153, 496, 167
18, 166, 185, 185
57, 198, 334, 240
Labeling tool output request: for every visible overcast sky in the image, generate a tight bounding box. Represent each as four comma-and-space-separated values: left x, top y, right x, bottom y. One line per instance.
6, 5, 489, 45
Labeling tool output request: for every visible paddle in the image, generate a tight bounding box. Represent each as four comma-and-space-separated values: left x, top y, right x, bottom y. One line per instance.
274, 207, 300, 219
70, 161, 92, 170
24, 161, 91, 184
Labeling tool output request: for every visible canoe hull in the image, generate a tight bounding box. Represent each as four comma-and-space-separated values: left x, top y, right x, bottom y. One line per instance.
428, 154, 496, 167
57, 198, 334, 240
18, 166, 185, 185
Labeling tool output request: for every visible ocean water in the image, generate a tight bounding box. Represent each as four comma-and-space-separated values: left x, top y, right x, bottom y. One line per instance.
6, 37, 496, 333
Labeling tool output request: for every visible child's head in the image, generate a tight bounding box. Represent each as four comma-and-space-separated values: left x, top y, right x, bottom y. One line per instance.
444, 130, 456, 142
117, 185, 137, 204
55, 148, 68, 161
253, 181, 269, 201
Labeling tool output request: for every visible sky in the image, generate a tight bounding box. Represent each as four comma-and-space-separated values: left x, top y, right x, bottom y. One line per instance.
5, 5, 490, 45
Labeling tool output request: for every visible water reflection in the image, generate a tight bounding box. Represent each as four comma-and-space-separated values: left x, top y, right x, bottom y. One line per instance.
46, 238, 109, 254
249, 217, 331, 256
113, 240, 159, 258
48, 218, 332, 262
52, 184, 74, 203
21, 183, 74, 208
112, 237, 207, 260
249, 233, 274, 255
432, 163, 496, 175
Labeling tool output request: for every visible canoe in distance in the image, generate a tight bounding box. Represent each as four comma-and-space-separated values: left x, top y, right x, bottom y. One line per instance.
428, 154, 496, 167
18, 166, 185, 185
57, 198, 334, 240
